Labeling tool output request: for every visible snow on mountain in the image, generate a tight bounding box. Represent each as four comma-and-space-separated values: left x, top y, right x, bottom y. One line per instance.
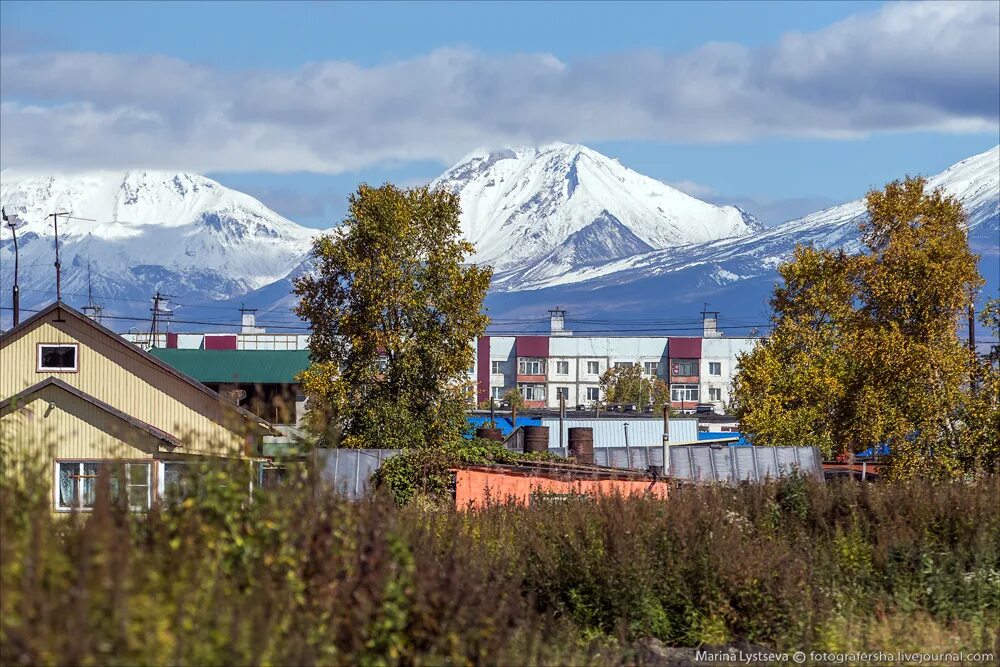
0, 170, 320, 314
431, 143, 763, 288
481, 145, 999, 324
501, 145, 999, 293
5, 144, 994, 332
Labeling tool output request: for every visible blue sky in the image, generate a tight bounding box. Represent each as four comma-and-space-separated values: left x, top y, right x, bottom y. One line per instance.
2, 0, 998, 227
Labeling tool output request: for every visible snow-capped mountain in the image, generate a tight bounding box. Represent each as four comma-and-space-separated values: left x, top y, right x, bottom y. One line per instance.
1, 171, 320, 317
3, 144, 995, 332
431, 143, 763, 288
480, 144, 999, 324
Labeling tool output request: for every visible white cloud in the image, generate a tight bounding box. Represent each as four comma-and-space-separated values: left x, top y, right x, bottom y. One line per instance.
1, 1, 997, 174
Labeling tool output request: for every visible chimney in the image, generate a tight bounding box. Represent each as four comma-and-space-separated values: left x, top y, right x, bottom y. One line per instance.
240, 307, 264, 334
549, 307, 572, 336
702, 308, 722, 338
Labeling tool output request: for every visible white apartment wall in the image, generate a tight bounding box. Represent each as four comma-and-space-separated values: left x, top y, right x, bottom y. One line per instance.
700, 338, 760, 410
541, 337, 669, 408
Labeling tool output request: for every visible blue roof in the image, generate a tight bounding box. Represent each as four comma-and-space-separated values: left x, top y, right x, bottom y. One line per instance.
698, 431, 752, 446
466, 415, 541, 437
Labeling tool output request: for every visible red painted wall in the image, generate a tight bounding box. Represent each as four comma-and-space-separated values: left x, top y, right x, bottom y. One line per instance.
668, 337, 702, 358
477, 336, 490, 405
515, 335, 549, 358
204, 335, 238, 350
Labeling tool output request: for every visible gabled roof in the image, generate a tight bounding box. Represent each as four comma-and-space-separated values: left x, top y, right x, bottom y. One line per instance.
1, 302, 274, 433
147, 349, 310, 384
0, 377, 182, 448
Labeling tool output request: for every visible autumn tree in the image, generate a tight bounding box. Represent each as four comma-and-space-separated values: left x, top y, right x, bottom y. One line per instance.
294, 184, 492, 449
732, 177, 993, 479
503, 387, 525, 426
599, 364, 670, 412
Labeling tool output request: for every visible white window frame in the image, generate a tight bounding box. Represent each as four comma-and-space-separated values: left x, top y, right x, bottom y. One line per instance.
54, 460, 151, 512
586, 387, 600, 402
644, 361, 659, 376
709, 361, 722, 376
670, 384, 700, 402
520, 384, 545, 401
614, 361, 636, 370
490, 386, 505, 400
709, 387, 722, 401
158, 460, 198, 499
671, 359, 699, 376
555, 386, 570, 400
518, 358, 544, 375
37, 343, 79, 372
555, 360, 569, 375
587, 361, 600, 375
491, 360, 503, 374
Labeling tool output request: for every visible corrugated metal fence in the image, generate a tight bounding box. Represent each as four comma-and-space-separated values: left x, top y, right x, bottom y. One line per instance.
669, 445, 823, 483
310, 442, 823, 499
312, 448, 400, 500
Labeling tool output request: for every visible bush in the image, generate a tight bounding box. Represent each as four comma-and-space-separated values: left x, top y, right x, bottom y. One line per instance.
2, 444, 998, 665
371, 438, 563, 505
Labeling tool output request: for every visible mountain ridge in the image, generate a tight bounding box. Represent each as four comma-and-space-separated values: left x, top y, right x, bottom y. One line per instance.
2, 145, 996, 330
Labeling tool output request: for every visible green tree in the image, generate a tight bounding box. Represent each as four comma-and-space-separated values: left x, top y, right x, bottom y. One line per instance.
599, 364, 670, 412
294, 183, 492, 449
732, 177, 991, 479
503, 387, 525, 426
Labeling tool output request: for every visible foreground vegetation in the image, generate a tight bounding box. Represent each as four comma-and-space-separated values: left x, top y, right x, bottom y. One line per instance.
3, 459, 998, 666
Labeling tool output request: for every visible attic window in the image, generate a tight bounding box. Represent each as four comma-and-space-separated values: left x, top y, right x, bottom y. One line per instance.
38, 344, 78, 372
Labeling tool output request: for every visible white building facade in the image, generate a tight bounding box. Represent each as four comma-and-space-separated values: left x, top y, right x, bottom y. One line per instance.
474, 310, 761, 413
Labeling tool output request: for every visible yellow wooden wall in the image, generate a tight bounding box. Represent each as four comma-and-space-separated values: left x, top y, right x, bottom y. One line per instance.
1, 385, 160, 460
1, 315, 252, 458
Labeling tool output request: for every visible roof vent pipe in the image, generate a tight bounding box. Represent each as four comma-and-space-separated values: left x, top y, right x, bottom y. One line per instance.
549, 307, 572, 336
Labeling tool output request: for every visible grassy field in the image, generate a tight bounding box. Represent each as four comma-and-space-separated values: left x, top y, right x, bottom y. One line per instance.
2, 458, 998, 665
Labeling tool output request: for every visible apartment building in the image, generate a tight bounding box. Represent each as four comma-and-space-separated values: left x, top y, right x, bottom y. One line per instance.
115, 307, 760, 415
475, 309, 761, 413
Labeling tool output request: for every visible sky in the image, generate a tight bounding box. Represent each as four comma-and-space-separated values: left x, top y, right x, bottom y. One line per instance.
1, 0, 998, 228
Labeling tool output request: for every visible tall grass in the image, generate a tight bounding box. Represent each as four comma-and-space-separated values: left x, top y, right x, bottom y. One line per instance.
2, 454, 998, 665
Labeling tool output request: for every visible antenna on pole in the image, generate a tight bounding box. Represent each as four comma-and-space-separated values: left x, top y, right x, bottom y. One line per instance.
47, 212, 70, 303
81, 261, 104, 323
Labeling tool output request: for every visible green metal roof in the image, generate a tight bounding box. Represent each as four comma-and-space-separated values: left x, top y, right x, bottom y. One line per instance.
147, 349, 311, 385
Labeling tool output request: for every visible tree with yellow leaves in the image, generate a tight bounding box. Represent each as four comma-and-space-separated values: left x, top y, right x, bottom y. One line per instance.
732, 177, 995, 479
294, 184, 492, 449
599, 364, 670, 412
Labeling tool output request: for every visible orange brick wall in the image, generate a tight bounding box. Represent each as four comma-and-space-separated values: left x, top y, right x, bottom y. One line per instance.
453, 468, 668, 509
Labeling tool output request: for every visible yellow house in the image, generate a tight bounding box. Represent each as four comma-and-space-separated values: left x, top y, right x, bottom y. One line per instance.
1, 302, 274, 511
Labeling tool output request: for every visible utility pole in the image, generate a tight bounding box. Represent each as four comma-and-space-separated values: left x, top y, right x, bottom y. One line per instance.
662, 403, 670, 477
2, 208, 25, 326
969, 303, 978, 392
969, 303, 977, 355
623, 422, 631, 470
559, 393, 566, 451
147, 291, 173, 348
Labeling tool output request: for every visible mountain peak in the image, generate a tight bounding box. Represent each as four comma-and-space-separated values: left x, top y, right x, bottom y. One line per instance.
1, 169, 320, 313
432, 142, 759, 273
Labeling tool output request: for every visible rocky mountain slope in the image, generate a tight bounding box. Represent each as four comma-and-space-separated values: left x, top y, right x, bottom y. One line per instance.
430, 143, 763, 288
0, 170, 320, 319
